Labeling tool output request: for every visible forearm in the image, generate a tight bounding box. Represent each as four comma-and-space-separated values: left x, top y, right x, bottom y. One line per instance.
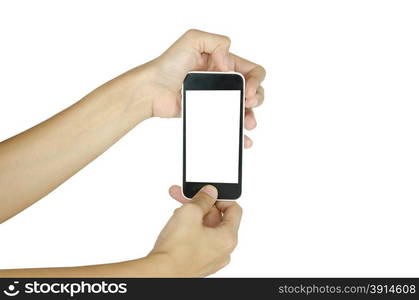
0, 254, 173, 278
0, 65, 153, 223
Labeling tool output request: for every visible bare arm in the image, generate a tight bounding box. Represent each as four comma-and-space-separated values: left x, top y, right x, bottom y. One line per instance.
0, 66, 153, 223
0, 255, 169, 278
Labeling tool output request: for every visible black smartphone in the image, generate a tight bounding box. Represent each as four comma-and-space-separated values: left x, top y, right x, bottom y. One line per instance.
182, 71, 245, 200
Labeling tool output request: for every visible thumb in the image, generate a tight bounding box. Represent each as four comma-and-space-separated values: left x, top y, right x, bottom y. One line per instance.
189, 185, 218, 216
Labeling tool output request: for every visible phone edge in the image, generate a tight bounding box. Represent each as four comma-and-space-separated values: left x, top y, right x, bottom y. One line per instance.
181, 71, 245, 202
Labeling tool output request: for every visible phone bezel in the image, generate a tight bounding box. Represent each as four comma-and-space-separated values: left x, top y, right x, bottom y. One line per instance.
182, 72, 245, 200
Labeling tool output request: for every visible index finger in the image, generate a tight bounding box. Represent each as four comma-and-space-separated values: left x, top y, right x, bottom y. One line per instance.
230, 54, 266, 98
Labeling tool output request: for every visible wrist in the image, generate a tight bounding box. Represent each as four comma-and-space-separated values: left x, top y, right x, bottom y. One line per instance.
142, 252, 177, 277
116, 65, 154, 126
138, 59, 184, 118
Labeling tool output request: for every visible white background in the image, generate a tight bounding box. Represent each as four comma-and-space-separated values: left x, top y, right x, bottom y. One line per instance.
186, 90, 241, 183
0, 0, 418, 277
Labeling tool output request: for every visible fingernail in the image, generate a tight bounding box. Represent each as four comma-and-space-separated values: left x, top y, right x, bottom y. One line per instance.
247, 138, 253, 147
201, 185, 218, 198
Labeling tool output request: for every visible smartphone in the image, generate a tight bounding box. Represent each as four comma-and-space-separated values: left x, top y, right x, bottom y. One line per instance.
182, 71, 245, 200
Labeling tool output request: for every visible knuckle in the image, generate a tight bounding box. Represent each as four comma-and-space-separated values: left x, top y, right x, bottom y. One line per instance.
230, 202, 243, 217
222, 234, 238, 253
173, 206, 184, 217
235, 203, 243, 216
221, 34, 231, 46
231, 235, 238, 248
184, 28, 200, 38
224, 255, 231, 266
217, 256, 231, 271
213, 256, 231, 273
258, 65, 267, 77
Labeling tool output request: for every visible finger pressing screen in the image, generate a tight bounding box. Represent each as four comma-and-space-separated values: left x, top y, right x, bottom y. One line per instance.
190, 185, 218, 215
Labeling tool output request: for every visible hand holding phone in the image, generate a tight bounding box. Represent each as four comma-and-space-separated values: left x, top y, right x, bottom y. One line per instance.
153, 29, 266, 201
150, 185, 242, 277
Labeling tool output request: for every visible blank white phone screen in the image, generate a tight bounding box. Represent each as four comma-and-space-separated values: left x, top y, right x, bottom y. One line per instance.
186, 90, 241, 183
